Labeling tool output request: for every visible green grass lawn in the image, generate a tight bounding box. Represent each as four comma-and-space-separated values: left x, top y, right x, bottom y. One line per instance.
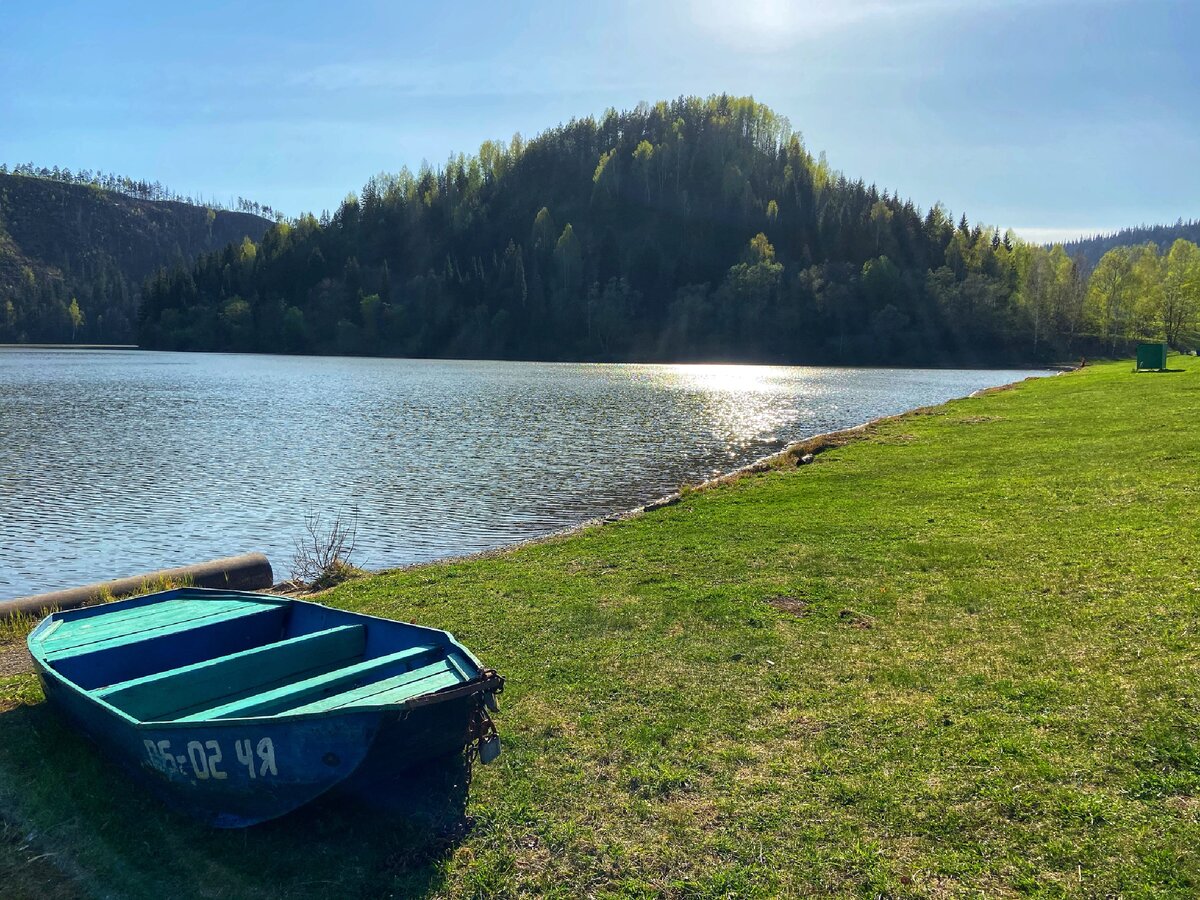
2, 358, 1198, 898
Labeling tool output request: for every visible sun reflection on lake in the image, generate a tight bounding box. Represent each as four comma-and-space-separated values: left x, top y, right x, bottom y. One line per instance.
660, 364, 808, 452
663, 363, 787, 395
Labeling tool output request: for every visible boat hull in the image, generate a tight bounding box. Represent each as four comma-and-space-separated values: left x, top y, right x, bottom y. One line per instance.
28, 589, 501, 828
37, 660, 483, 827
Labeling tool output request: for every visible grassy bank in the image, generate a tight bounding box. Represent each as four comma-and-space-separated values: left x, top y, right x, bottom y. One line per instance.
2, 359, 1198, 897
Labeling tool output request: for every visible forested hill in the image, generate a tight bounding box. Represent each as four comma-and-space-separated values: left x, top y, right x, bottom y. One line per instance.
138, 96, 1197, 364
1059, 220, 1200, 268
0, 172, 271, 343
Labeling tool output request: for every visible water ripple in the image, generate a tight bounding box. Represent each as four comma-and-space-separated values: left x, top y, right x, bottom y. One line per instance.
0, 350, 1044, 596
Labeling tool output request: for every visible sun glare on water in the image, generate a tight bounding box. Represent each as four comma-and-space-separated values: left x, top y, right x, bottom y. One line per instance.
663, 363, 801, 451
666, 363, 784, 395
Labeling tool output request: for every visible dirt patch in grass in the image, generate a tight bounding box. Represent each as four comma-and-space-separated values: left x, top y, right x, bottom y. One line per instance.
766, 595, 809, 616
0, 646, 31, 678
1167, 796, 1200, 819
970, 381, 1021, 397
882, 431, 919, 442
838, 608, 876, 629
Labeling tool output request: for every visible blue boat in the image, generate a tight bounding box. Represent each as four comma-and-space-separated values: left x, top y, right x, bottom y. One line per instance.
27, 587, 503, 828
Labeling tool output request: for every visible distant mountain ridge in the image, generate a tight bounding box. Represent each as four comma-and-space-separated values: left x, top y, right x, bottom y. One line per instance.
0, 172, 272, 343
1058, 220, 1200, 267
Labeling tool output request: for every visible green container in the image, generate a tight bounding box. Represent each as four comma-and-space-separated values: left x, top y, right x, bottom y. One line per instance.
1136, 343, 1168, 371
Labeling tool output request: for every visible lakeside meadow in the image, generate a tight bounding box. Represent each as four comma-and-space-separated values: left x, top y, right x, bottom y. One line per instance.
2, 357, 1199, 897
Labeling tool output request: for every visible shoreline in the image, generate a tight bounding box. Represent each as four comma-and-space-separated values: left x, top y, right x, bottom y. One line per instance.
361, 369, 1066, 583
0, 343, 137, 350
0, 341, 1075, 371
0, 366, 1061, 602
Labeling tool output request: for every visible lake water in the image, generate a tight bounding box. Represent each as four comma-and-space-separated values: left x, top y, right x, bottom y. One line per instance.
0, 350, 1045, 597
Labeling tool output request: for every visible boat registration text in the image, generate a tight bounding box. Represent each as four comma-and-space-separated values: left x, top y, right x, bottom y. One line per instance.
144, 737, 278, 780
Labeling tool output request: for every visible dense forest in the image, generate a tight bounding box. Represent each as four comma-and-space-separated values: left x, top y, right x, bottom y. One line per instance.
131, 97, 1200, 362
1060, 220, 1200, 268
0, 172, 272, 343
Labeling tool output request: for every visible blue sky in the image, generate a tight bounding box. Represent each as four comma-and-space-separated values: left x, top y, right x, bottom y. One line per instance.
2, 0, 1196, 243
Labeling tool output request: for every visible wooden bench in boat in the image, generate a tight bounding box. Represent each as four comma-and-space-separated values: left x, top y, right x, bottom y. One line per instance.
96, 624, 369, 720
284, 657, 466, 715
41, 595, 283, 660
176, 646, 459, 720
92, 622, 471, 722
44, 594, 291, 689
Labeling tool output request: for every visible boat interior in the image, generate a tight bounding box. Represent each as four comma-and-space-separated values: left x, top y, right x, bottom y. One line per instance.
31, 590, 477, 723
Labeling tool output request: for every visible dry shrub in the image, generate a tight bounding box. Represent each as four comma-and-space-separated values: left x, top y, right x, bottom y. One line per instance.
291, 507, 363, 590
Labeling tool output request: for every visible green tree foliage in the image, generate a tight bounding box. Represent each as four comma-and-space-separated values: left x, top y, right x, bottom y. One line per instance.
136, 95, 1200, 363
1160, 239, 1200, 345
1087, 247, 1138, 351
67, 297, 84, 340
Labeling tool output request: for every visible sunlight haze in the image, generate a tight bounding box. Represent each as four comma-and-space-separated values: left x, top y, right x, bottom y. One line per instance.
2, 0, 1196, 239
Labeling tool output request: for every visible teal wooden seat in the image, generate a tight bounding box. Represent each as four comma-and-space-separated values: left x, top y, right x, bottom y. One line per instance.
177, 644, 446, 721
96, 624, 368, 721
283, 653, 472, 715
44, 595, 279, 661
